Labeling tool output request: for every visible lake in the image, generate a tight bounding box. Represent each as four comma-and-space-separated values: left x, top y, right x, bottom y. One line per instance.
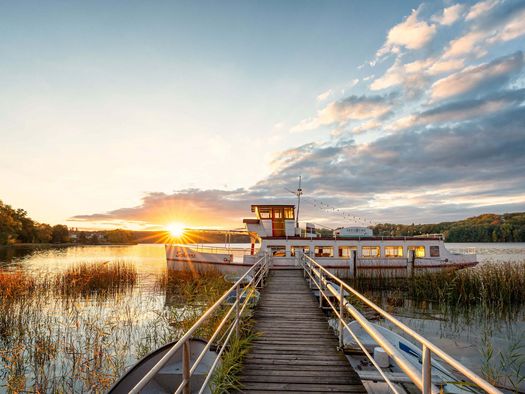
0, 243, 524, 392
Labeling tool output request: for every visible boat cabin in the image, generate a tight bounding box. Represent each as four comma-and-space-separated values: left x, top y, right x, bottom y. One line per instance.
243, 204, 297, 238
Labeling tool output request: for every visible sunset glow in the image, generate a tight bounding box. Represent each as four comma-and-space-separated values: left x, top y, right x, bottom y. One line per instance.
166, 223, 185, 238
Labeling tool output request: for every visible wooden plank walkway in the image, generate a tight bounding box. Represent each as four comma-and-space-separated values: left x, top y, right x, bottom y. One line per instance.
238, 269, 366, 393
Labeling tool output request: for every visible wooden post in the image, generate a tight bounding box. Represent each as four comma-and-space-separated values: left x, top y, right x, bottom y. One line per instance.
182, 340, 190, 394
408, 250, 415, 278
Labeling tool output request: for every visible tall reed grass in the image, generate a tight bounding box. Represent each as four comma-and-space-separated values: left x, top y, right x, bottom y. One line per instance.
350, 262, 525, 307
54, 260, 137, 297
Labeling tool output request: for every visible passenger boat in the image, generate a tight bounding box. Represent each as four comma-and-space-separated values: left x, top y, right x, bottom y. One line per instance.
166, 203, 477, 278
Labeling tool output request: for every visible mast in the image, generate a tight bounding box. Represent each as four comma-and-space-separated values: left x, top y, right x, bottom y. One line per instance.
295, 176, 303, 231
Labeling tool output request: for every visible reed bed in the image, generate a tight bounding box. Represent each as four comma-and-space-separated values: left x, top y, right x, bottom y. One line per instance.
350, 262, 525, 307
54, 260, 137, 298
0, 271, 37, 299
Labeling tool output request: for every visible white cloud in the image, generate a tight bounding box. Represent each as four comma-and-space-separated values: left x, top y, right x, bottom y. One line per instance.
443, 31, 486, 58
432, 4, 464, 26
443, 2, 525, 60
352, 119, 382, 134
430, 52, 524, 101
317, 89, 333, 102
465, 0, 500, 21
376, 8, 437, 58
427, 58, 465, 75
370, 57, 462, 91
291, 95, 393, 132
486, 7, 525, 43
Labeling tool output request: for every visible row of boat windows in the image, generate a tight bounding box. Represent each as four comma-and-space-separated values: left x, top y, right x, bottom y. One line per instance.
268, 245, 440, 258
256, 207, 294, 219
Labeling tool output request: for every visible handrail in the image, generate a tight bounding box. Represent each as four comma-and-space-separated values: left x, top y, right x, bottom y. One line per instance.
129, 254, 270, 394
302, 254, 502, 394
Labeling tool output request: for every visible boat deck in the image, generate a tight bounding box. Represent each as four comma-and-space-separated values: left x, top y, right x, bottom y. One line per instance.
238, 268, 366, 393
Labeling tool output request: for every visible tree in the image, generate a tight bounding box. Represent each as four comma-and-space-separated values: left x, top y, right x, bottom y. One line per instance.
51, 225, 70, 243
35, 224, 53, 243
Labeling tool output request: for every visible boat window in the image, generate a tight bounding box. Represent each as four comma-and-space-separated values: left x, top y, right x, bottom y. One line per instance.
273, 208, 283, 219
291, 246, 310, 257
408, 246, 425, 257
314, 246, 333, 258
338, 246, 357, 258
362, 246, 380, 258
284, 207, 294, 219
258, 208, 271, 219
430, 246, 440, 257
385, 246, 403, 258
269, 246, 286, 257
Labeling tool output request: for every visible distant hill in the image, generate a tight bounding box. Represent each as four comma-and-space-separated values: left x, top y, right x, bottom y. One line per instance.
372, 212, 525, 242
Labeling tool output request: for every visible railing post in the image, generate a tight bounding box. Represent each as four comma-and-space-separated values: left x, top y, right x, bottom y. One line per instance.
182, 339, 190, 394
338, 284, 344, 349
319, 272, 323, 308
422, 344, 432, 394
235, 283, 240, 338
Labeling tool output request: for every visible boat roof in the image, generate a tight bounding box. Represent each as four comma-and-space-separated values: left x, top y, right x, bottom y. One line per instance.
261, 236, 443, 241
251, 204, 295, 212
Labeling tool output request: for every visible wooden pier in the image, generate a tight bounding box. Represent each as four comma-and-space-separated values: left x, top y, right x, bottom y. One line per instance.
238, 268, 366, 393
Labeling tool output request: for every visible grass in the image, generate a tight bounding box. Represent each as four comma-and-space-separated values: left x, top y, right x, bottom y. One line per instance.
210, 319, 257, 393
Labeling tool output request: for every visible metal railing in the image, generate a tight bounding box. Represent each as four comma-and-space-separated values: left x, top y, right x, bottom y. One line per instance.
129, 254, 270, 394
170, 243, 255, 255
301, 254, 502, 394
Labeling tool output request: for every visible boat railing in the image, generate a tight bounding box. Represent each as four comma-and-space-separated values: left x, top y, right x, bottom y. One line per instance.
301, 254, 502, 394
171, 243, 254, 255
129, 254, 270, 394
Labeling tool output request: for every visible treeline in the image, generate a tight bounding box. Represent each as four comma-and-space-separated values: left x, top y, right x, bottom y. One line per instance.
0, 200, 70, 244
372, 212, 525, 242
0, 200, 250, 246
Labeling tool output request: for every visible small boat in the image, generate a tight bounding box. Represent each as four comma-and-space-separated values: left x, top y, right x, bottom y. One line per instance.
225, 287, 260, 306
342, 321, 478, 393
109, 338, 219, 394
224, 273, 254, 285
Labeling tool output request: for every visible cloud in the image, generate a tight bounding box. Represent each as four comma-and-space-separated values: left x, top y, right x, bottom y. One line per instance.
291, 94, 395, 132
430, 51, 524, 101
71, 189, 252, 229
273, 106, 525, 194
443, 31, 487, 59
443, 0, 525, 59
376, 7, 437, 58
72, 105, 525, 227
466, 0, 500, 21
317, 89, 333, 102
370, 57, 463, 97
391, 88, 525, 130
432, 4, 464, 26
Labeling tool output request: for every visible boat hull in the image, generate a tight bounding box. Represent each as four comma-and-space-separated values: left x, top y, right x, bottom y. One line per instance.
108, 338, 218, 394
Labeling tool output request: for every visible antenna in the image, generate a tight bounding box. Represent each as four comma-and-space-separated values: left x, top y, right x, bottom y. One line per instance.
296, 176, 303, 230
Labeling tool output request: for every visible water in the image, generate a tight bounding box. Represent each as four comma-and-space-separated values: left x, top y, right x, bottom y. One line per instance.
0, 243, 524, 392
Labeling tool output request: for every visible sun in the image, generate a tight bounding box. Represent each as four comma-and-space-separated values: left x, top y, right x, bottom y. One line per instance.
167, 223, 185, 237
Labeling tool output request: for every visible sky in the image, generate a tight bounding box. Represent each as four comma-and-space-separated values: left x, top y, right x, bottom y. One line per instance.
1, 0, 524, 230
